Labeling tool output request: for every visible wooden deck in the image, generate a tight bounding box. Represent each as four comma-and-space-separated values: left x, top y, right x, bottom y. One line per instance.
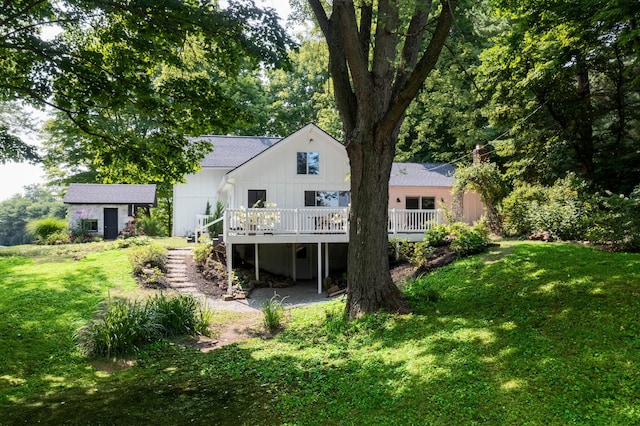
196, 208, 441, 244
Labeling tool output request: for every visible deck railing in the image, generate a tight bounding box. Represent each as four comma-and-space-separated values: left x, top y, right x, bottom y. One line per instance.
196, 208, 440, 240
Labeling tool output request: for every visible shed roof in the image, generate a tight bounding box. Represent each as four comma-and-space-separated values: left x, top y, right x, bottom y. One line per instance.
389, 163, 456, 187
189, 135, 281, 168
63, 184, 157, 205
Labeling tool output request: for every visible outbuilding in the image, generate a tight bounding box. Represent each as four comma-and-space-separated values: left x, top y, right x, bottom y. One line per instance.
63, 184, 157, 240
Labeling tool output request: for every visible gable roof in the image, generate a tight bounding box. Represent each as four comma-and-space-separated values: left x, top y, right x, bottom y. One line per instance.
226, 123, 346, 178
389, 163, 456, 187
64, 184, 157, 205
189, 135, 281, 168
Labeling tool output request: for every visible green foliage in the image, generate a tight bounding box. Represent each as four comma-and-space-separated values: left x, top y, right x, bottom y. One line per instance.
586, 187, 640, 251
203, 200, 225, 237
77, 293, 211, 357
111, 235, 153, 249
118, 218, 145, 239
25, 217, 68, 242
449, 230, 488, 255
9, 0, 293, 185
262, 293, 287, 333
423, 224, 449, 247
45, 230, 71, 245
139, 215, 167, 237
389, 239, 430, 267
77, 299, 161, 357
0, 185, 66, 246
128, 244, 167, 276
192, 242, 214, 266
149, 293, 211, 338
501, 174, 590, 240
478, 0, 640, 193
453, 162, 509, 233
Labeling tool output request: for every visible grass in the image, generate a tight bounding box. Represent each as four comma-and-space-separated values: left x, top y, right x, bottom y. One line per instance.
1, 240, 639, 424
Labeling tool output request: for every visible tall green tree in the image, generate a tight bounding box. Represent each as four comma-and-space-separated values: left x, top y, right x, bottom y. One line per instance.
479, 0, 640, 192
396, 1, 498, 163
309, 0, 459, 317
2, 0, 293, 175
0, 185, 65, 246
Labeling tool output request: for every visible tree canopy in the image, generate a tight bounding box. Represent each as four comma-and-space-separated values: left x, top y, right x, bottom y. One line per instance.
2, 0, 293, 178
479, 0, 640, 192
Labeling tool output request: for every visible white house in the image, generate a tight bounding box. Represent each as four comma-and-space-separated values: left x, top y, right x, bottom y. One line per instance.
64, 184, 157, 240
172, 124, 484, 293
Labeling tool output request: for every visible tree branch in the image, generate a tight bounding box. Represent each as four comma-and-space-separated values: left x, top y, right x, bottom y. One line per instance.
335, 0, 372, 102
383, 0, 458, 135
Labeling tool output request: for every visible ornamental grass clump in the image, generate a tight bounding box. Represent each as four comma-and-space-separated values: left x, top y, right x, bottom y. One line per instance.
77, 299, 160, 357
26, 217, 68, 243
77, 294, 212, 357
150, 293, 211, 337
262, 293, 287, 333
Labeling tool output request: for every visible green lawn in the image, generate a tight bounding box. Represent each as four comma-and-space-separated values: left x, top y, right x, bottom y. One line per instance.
1, 241, 639, 424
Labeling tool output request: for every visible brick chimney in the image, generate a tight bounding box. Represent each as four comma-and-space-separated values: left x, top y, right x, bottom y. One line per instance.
472, 144, 488, 164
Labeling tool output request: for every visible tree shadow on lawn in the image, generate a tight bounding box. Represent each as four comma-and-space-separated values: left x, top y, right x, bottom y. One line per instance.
0, 340, 414, 425
2, 244, 640, 424
386, 243, 640, 423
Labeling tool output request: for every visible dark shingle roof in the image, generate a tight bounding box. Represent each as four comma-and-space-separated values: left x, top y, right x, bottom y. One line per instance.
189, 135, 281, 168
389, 163, 456, 187
64, 184, 157, 205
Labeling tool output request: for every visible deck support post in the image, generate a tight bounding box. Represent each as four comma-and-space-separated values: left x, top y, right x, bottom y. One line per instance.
317, 242, 322, 294
292, 244, 297, 282
324, 242, 329, 278
226, 242, 233, 294
255, 243, 259, 281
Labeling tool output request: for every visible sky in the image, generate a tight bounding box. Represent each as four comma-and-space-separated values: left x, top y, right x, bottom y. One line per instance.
0, 0, 293, 202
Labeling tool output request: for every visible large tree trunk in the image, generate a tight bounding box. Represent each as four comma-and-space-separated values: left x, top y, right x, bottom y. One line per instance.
345, 127, 409, 318
308, 0, 457, 317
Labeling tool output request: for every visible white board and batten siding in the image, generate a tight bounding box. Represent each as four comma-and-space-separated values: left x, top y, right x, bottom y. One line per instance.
224, 125, 350, 210
173, 168, 228, 236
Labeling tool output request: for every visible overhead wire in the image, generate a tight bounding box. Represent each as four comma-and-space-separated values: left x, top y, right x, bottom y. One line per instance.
422, 100, 549, 172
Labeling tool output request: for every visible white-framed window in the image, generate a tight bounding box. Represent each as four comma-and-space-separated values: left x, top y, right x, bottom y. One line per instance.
297, 152, 320, 175
304, 191, 350, 207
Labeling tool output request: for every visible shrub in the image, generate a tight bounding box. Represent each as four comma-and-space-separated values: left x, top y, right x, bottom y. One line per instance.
69, 227, 102, 243
119, 218, 145, 239
423, 224, 449, 247
45, 230, 71, 245
129, 244, 167, 276
26, 217, 68, 242
262, 293, 287, 333
77, 294, 212, 357
449, 230, 488, 256
471, 216, 491, 241
112, 235, 152, 249
502, 174, 590, 240
139, 215, 167, 237
193, 242, 214, 266
586, 187, 640, 251
389, 239, 429, 267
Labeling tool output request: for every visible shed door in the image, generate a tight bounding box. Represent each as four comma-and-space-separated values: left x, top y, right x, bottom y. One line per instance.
104, 208, 119, 240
